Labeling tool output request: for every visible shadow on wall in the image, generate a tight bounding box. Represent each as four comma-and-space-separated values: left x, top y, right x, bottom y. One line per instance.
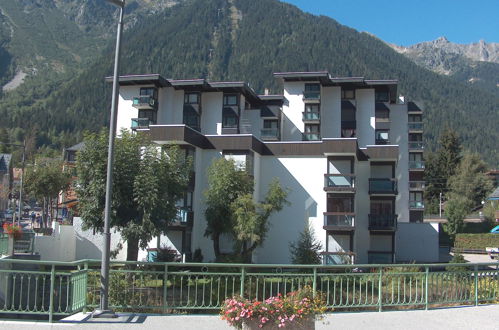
75, 233, 104, 260
256, 156, 319, 264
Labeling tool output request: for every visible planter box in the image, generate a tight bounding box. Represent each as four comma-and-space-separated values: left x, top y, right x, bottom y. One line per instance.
242, 318, 315, 330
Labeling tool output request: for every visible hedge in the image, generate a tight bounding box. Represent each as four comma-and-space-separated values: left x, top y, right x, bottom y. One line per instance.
454, 234, 499, 250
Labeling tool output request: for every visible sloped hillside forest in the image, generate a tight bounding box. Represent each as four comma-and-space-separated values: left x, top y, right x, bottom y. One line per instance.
0, 0, 497, 165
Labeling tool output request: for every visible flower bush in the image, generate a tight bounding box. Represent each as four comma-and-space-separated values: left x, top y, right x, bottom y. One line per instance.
221, 286, 327, 329
2, 223, 22, 239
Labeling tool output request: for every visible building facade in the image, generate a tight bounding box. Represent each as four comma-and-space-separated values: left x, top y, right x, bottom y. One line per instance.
111, 71, 426, 264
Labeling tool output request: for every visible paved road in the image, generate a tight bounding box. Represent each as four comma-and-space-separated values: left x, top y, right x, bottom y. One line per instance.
0, 305, 497, 329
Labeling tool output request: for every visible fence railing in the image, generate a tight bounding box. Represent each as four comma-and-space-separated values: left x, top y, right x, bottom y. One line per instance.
0, 259, 497, 321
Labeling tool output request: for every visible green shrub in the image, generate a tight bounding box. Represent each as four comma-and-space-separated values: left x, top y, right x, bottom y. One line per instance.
454, 233, 499, 249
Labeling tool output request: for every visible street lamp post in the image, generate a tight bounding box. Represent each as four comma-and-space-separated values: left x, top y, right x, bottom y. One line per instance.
0, 141, 25, 225
93, 0, 125, 318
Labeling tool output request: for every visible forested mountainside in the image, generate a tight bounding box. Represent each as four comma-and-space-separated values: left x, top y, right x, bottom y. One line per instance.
0, 0, 497, 165
391, 37, 499, 94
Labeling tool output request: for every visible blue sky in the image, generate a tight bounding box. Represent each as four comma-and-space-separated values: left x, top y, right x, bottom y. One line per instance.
281, 0, 499, 46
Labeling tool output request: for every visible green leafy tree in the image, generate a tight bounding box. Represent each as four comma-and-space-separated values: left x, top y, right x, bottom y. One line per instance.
76, 129, 191, 261
0, 128, 9, 153
204, 158, 288, 261
443, 197, 471, 241
24, 158, 71, 226
289, 224, 322, 265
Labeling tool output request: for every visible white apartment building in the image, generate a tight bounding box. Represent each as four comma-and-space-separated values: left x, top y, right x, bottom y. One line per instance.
110, 71, 428, 264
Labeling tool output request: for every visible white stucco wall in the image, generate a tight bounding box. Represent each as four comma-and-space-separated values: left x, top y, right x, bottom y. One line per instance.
254, 156, 326, 263
34, 222, 76, 262
201, 92, 223, 135
396, 222, 439, 263
354, 160, 371, 263
282, 82, 306, 141
116, 86, 140, 132
356, 89, 375, 148
321, 86, 341, 139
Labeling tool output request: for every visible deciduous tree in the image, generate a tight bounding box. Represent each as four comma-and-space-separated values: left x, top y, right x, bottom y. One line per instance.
76, 129, 191, 261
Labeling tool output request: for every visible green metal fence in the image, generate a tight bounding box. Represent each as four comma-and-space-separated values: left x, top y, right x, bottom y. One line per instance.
0, 259, 497, 322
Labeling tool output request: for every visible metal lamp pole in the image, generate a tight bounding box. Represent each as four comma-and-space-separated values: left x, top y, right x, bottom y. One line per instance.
93, 0, 125, 318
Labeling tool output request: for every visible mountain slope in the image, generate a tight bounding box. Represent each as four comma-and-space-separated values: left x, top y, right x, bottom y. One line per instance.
0, 0, 498, 165
391, 37, 499, 94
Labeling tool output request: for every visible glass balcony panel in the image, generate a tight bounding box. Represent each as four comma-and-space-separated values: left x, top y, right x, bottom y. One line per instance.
303, 133, 321, 141
302, 112, 320, 121
324, 213, 355, 227
369, 179, 397, 194
408, 142, 424, 150
409, 200, 425, 209
133, 95, 156, 109
303, 91, 321, 100
368, 214, 397, 229
260, 128, 279, 140
409, 181, 425, 189
322, 252, 355, 265
324, 174, 355, 189
131, 118, 151, 129
409, 161, 425, 169
408, 122, 423, 130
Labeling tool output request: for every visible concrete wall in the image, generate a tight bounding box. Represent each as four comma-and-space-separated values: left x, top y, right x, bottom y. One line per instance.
202, 92, 223, 135
34, 222, 76, 262
321, 86, 341, 139
356, 89, 375, 148
116, 86, 140, 132
282, 82, 305, 141
396, 222, 439, 263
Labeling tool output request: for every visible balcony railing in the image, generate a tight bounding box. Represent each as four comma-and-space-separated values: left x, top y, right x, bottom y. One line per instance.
369, 178, 398, 194
409, 200, 425, 209
131, 118, 152, 129
368, 251, 394, 264
323, 213, 355, 229
132, 95, 157, 109
408, 142, 424, 150
321, 252, 355, 265
302, 91, 320, 101
302, 112, 320, 121
375, 138, 390, 145
409, 181, 425, 190
368, 214, 397, 231
302, 133, 321, 141
260, 128, 280, 140
324, 174, 355, 191
409, 161, 425, 169
408, 122, 423, 130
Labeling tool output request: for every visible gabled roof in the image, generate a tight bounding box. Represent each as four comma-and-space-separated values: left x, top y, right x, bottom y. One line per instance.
66, 142, 85, 151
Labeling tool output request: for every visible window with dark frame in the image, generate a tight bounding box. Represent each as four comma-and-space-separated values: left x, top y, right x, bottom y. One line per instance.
223, 94, 238, 106
140, 87, 157, 97
222, 108, 238, 128
375, 91, 389, 102
184, 92, 200, 105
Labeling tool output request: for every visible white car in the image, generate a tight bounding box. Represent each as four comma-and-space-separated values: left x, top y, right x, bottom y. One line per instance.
486, 247, 499, 260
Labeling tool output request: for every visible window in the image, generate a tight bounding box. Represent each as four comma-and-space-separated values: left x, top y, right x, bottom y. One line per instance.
341, 89, 355, 100
304, 83, 320, 92
140, 87, 157, 97
304, 124, 320, 140
304, 104, 320, 120
223, 94, 238, 106
304, 104, 319, 113
409, 133, 422, 142
327, 196, 354, 212
409, 153, 423, 162
370, 200, 393, 215
184, 92, 200, 104
375, 91, 389, 102
375, 130, 389, 144
222, 108, 238, 128
138, 110, 157, 124
183, 107, 200, 130
223, 151, 253, 173
264, 119, 278, 129
408, 114, 422, 122
410, 192, 423, 202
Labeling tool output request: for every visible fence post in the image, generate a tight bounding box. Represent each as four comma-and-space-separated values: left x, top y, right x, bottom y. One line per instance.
378, 266, 383, 312
312, 267, 317, 298
163, 264, 168, 313
425, 266, 429, 310
49, 264, 55, 323
83, 262, 88, 313
240, 267, 246, 297
474, 265, 478, 306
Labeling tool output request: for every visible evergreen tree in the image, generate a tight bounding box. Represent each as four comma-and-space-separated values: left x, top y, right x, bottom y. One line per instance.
0, 128, 9, 153
289, 224, 322, 265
